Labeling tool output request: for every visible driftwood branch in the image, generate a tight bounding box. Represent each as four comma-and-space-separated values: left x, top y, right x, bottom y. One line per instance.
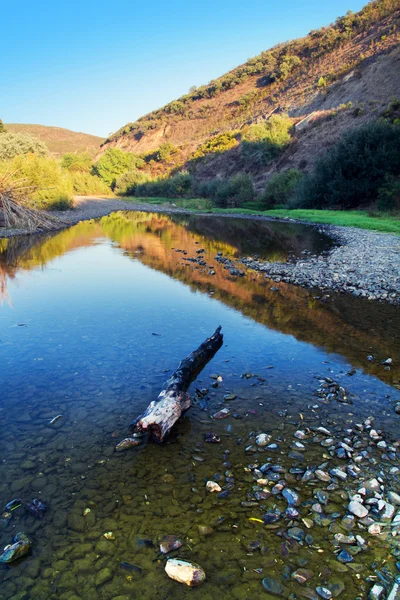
130, 326, 223, 442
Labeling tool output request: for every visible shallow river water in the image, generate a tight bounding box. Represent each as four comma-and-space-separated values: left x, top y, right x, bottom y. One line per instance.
0, 211, 400, 600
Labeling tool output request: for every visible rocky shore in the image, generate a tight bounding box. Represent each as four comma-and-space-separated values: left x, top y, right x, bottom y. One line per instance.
239, 226, 400, 306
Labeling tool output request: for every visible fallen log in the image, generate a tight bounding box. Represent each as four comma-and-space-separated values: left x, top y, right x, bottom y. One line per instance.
129, 326, 223, 442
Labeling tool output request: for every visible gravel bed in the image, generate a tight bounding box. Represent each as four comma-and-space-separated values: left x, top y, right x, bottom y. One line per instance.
1, 197, 399, 305
239, 224, 400, 305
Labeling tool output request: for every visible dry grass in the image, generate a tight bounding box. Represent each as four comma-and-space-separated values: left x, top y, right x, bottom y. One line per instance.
0, 168, 66, 232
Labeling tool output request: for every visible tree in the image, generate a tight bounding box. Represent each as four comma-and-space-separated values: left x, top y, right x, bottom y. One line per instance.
0, 119, 6, 134
92, 148, 145, 187
61, 152, 92, 173
0, 132, 48, 160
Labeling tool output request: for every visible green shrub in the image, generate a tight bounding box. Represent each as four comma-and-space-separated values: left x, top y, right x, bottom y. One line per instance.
62, 152, 93, 173
190, 132, 238, 161
114, 169, 151, 196
45, 196, 74, 211
0, 119, 6, 134
295, 121, 400, 209
193, 174, 255, 207
262, 169, 303, 208
242, 115, 293, 165
317, 76, 327, 88
135, 172, 193, 198
69, 172, 111, 195
2, 154, 73, 209
0, 132, 49, 160
377, 175, 400, 212
92, 148, 145, 187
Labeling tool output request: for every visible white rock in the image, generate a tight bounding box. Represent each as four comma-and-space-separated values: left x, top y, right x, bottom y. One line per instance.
348, 501, 369, 518
294, 430, 307, 439
368, 523, 381, 535
365, 478, 380, 492
387, 581, 400, 600
369, 584, 385, 600
206, 481, 222, 493
165, 558, 206, 586
388, 492, 400, 506
256, 433, 272, 447
381, 502, 395, 522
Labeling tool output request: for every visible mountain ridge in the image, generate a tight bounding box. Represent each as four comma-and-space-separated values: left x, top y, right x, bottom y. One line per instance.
5, 123, 104, 156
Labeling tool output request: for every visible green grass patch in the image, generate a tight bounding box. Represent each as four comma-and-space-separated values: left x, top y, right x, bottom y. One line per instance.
263, 209, 400, 234
124, 198, 400, 234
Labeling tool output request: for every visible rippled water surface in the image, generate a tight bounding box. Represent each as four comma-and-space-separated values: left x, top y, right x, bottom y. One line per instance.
0, 211, 399, 600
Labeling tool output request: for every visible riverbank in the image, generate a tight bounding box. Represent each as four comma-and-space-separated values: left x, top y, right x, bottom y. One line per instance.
1, 196, 399, 305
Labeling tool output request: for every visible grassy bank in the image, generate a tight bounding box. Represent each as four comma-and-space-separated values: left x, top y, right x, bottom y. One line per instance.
127, 197, 400, 234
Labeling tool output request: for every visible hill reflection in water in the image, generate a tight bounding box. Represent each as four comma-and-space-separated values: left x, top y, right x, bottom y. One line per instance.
0, 210, 399, 388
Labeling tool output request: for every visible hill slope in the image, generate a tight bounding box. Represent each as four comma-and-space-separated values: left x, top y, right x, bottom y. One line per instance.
5, 124, 104, 156
101, 0, 400, 188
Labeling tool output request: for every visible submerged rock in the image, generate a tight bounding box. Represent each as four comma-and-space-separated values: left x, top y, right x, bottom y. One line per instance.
115, 437, 140, 451
165, 558, 205, 586
25, 498, 47, 518
0, 532, 31, 563
160, 535, 183, 554
204, 432, 220, 443
262, 576, 287, 595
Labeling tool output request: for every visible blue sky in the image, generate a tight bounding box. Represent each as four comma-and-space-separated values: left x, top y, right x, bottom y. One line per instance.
2, 0, 366, 137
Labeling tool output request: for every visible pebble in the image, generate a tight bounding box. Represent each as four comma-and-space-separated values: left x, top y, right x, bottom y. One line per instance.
262, 576, 286, 596
348, 501, 369, 518
256, 433, 272, 447
316, 586, 332, 599
206, 481, 222, 493
282, 488, 300, 506
165, 558, 206, 586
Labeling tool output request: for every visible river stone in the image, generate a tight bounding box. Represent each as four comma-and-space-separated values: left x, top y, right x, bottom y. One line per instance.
0, 533, 31, 563
256, 433, 272, 447
348, 501, 368, 518
292, 569, 314, 584
67, 513, 86, 532
165, 558, 205, 586
262, 576, 287, 596
316, 587, 333, 599
223, 393, 237, 401
388, 492, 400, 506
369, 584, 385, 600
337, 550, 353, 563
282, 488, 300, 506
95, 567, 113, 587
160, 535, 183, 554
288, 527, 304, 541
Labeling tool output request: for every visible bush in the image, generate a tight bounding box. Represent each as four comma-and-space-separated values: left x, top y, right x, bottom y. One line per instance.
377, 175, 400, 212
261, 169, 303, 208
0, 132, 49, 160
46, 196, 74, 211
135, 172, 193, 198
0, 119, 6, 134
92, 148, 145, 187
62, 152, 93, 173
295, 121, 400, 209
190, 132, 238, 161
193, 174, 255, 208
242, 115, 293, 165
114, 169, 151, 196
1, 154, 73, 209
69, 172, 111, 195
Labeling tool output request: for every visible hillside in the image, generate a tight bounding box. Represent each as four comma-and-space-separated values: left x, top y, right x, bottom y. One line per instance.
5, 124, 104, 156
101, 0, 400, 188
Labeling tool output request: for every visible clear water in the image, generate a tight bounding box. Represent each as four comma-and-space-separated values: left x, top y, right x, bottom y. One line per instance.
0, 211, 399, 600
